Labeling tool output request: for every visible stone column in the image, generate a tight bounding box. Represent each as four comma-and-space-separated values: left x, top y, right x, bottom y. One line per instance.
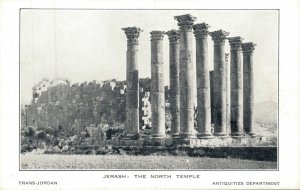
193, 23, 213, 138
150, 31, 166, 139
166, 30, 180, 138
209, 70, 214, 125
225, 53, 231, 134
122, 27, 143, 139
228, 36, 244, 137
174, 14, 197, 140
242, 42, 256, 136
209, 30, 230, 136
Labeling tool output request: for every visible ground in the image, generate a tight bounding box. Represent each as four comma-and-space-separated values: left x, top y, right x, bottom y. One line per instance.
21, 154, 277, 170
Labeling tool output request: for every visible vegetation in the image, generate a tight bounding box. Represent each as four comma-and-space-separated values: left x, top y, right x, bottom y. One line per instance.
20, 124, 125, 153
21, 154, 277, 170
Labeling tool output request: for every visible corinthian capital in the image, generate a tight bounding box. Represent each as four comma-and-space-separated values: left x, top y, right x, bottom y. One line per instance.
166, 29, 180, 44
193, 23, 210, 38
174, 14, 197, 31
150, 31, 165, 41
242, 42, 257, 55
209, 29, 230, 45
122, 27, 143, 44
228, 36, 244, 50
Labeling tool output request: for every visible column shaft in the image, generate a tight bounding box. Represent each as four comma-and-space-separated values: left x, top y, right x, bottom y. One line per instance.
228, 36, 244, 137
166, 30, 180, 138
242, 42, 256, 136
150, 31, 166, 139
209, 70, 214, 125
209, 30, 229, 136
175, 14, 197, 140
122, 27, 143, 139
225, 53, 231, 134
193, 23, 213, 138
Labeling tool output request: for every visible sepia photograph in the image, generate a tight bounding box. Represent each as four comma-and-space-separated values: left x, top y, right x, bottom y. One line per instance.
20, 9, 278, 170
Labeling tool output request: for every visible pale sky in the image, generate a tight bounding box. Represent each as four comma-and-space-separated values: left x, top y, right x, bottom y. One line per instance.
20, 9, 278, 105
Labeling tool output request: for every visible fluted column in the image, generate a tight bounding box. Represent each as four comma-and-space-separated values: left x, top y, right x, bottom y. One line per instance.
150, 31, 166, 139
228, 36, 244, 137
166, 30, 180, 138
122, 27, 143, 139
242, 42, 256, 136
193, 23, 213, 138
225, 53, 231, 134
174, 14, 197, 140
209, 30, 230, 136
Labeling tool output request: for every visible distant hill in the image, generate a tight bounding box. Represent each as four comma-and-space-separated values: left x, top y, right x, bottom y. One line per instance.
254, 101, 278, 124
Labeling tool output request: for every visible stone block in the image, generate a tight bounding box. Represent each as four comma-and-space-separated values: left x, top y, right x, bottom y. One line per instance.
165, 138, 174, 147
149, 138, 166, 146
135, 139, 145, 146
251, 136, 261, 144
119, 139, 137, 146
118, 148, 126, 155
174, 138, 197, 146
210, 138, 223, 146
201, 139, 211, 147
260, 136, 267, 142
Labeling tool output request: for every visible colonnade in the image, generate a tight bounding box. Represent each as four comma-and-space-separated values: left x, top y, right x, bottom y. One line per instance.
122, 14, 256, 141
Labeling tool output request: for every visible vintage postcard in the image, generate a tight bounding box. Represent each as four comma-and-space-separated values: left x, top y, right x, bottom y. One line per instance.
0, 0, 299, 189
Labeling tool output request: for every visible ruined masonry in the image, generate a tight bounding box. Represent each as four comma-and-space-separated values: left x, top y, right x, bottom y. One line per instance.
23, 13, 258, 147
123, 14, 257, 144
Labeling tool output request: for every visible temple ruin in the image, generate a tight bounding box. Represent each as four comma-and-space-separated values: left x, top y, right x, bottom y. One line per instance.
122, 14, 257, 145
22, 13, 259, 147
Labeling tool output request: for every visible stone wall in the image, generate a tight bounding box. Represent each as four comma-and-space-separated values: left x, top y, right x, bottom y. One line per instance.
22, 78, 157, 134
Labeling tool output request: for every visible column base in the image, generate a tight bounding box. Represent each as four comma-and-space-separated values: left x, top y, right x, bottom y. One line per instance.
150, 134, 166, 139
171, 133, 181, 139
177, 133, 197, 145
246, 132, 256, 137
197, 133, 214, 139
214, 132, 227, 137
230, 132, 245, 138
149, 137, 166, 146
173, 138, 196, 146
179, 133, 197, 140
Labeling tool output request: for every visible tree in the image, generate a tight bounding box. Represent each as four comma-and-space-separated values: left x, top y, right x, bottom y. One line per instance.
36, 131, 47, 147
25, 126, 35, 138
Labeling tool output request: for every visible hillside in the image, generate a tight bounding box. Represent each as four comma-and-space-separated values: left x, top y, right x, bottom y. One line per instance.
254, 101, 277, 138
254, 101, 278, 124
